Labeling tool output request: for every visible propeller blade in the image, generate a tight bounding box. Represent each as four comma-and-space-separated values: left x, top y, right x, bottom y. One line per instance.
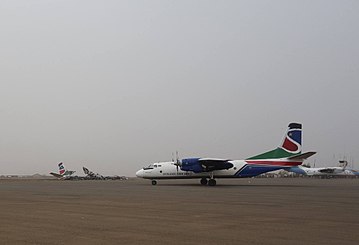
175, 151, 181, 173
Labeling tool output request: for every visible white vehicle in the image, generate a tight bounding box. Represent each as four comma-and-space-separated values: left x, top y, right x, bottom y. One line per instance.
136, 123, 316, 186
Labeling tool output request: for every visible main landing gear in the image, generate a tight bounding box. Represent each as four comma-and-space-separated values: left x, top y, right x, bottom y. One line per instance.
200, 178, 208, 185
208, 179, 217, 186
151, 180, 157, 185
200, 176, 217, 186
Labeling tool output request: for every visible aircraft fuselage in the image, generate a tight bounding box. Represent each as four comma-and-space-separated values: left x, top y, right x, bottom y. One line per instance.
136, 159, 297, 180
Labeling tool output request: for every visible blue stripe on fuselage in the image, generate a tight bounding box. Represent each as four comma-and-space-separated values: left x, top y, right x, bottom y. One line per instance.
236, 164, 285, 177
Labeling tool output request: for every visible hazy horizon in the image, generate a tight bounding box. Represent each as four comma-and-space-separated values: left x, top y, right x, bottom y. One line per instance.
1, 0, 358, 176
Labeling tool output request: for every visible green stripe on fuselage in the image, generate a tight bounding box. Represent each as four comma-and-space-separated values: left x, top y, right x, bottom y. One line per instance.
246, 148, 298, 160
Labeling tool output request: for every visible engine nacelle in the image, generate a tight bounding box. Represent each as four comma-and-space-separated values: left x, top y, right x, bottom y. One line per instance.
180, 158, 203, 173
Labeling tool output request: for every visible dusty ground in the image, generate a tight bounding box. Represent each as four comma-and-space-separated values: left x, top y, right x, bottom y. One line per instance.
0, 178, 358, 245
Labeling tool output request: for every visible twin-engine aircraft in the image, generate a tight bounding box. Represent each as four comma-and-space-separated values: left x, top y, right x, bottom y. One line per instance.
136, 123, 316, 186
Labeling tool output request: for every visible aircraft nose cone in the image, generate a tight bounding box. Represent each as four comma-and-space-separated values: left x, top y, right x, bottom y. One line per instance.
136, 169, 144, 178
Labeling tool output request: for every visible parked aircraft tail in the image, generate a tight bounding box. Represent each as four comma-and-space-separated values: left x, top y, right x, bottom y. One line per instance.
50, 162, 75, 179
83, 166, 104, 179
83, 167, 91, 175
58, 162, 66, 175
339, 160, 348, 169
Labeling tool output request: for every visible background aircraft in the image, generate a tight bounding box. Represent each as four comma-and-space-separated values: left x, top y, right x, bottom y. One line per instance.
83, 167, 105, 180
49, 162, 76, 179
136, 123, 316, 186
83, 166, 128, 180
286, 160, 359, 176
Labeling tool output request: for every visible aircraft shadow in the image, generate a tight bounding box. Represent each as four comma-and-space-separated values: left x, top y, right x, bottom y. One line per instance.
141, 183, 311, 188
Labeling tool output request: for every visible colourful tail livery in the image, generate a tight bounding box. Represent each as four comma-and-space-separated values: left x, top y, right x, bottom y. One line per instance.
50, 162, 76, 179
58, 162, 66, 175
281, 123, 302, 153
247, 123, 306, 160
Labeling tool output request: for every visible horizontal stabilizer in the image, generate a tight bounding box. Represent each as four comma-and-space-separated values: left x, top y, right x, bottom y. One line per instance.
287, 151, 316, 160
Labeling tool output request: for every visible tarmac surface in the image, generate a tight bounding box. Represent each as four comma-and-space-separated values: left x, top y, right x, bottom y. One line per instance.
0, 178, 358, 245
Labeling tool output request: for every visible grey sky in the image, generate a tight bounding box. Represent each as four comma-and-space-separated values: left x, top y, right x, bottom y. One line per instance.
1, 0, 358, 176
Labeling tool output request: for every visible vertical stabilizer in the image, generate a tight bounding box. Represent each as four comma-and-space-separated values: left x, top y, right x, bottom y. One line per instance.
246, 123, 302, 160
58, 162, 66, 175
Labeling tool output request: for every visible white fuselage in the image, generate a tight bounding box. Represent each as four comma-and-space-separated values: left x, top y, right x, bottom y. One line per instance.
136, 161, 244, 179
135, 159, 296, 180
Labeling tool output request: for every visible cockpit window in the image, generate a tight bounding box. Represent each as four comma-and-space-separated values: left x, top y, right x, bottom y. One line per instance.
143, 163, 158, 170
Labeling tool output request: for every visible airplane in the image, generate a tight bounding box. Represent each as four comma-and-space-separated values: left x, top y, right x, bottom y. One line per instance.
286, 160, 359, 177
83, 167, 105, 180
83, 166, 128, 180
136, 122, 316, 186
50, 162, 76, 179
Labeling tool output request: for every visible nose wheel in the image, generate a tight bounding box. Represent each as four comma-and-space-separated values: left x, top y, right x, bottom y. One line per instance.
151, 180, 157, 185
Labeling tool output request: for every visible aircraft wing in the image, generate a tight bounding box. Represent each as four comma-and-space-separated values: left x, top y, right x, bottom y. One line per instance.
318, 168, 337, 174
50, 172, 63, 178
287, 152, 316, 160
198, 158, 233, 172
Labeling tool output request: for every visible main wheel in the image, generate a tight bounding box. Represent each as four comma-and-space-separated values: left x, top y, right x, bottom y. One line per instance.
200, 178, 208, 185
208, 179, 216, 186
151, 180, 157, 185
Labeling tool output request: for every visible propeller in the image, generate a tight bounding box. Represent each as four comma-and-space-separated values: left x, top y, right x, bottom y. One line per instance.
174, 151, 181, 173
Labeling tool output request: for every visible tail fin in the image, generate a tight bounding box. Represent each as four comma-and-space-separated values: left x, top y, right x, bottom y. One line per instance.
83, 166, 103, 179
246, 123, 303, 160
58, 162, 66, 175
83, 167, 90, 175
83, 167, 96, 177
339, 160, 348, 169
